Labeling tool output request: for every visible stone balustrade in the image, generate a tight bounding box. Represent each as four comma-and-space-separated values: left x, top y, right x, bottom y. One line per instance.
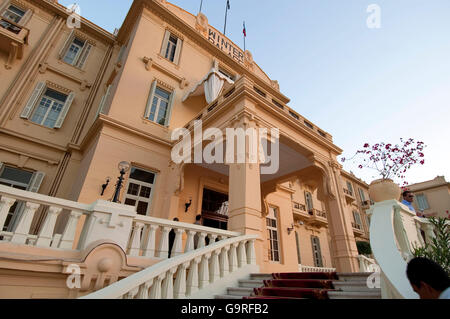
0, 184, 91, 249
357, 254, 377, 272
298, 264, 336, 273
127, 215, 241, 259
80, 235, 258, 299
369, 200, 438, 299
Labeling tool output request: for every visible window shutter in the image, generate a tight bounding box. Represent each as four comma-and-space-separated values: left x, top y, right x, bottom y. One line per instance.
173, 38, 183, 65
160, 30, 170, 57
0, 162, 3, 173
0, 1, 11, 14
144, 81, 157, 119
76, 43, 92, 69
96, 85, 111, 118
27, 171, 45, 193
54, 92, 75, 128
21, 82, 46, 119
17, 8, 32, 26
59, 30, 74, 59
164, 89, 175, 126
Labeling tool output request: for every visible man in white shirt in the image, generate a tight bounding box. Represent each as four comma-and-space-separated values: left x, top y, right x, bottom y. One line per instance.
406, 257, 450, 299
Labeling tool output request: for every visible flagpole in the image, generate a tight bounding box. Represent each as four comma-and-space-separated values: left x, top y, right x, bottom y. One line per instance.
224, 1, 229, 35
199, 0, 203, 13
243, 21, 246, 51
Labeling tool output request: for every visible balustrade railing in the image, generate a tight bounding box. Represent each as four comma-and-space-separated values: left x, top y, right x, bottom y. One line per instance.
357, 254, 378, 272
293, 202, 306, 212
81, 235, 258, 299
298, 264, 336, 273
0, 184, 89, 249
369, 200, 437, 298
127, 215, 240, 259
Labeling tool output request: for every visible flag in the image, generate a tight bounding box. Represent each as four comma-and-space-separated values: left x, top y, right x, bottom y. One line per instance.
227, 0, 230, 10
243, 21, 246, 37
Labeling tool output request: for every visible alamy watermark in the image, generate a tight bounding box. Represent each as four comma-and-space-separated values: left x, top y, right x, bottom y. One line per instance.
66, 264, 81, 289
366, 264, 381, 289
66, 3, 81, 29
171, 120, 280, 174
367, 4, 381, 29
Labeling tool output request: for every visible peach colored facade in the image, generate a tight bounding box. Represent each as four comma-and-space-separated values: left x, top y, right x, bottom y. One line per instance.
0, 0, 375, 298
407, 176, 450, 218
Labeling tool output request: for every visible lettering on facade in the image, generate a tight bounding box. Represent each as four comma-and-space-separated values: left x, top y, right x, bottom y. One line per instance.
208, 28, 244, 64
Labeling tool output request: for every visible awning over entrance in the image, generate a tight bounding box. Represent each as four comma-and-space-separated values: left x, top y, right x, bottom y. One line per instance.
182, 64, 235, 104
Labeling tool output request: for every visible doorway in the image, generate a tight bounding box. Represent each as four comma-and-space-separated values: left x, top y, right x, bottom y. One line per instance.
201, 188, 228, 230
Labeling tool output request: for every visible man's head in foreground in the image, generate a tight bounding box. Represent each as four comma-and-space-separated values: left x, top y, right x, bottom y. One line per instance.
406, 257, 450, 299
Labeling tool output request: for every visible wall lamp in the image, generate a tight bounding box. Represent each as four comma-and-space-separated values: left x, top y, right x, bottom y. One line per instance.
112, 161, 131, 203
185, 198, 192, 213
101, 177, 111, 196
287, 223, 295, 235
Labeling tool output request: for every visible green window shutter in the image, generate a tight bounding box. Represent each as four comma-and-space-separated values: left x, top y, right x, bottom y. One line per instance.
160, 30, 170, 57
164, 89, 175, 127
173, 38, 183, 65
21, 82, 46, 119
96, 85, 112, 118
27, 171, 45, 193
144, 81, 157, 119
59, 30, 74, 59
17, 8, 32, 26
54, 92, 75, 128
76, 43, 92, 69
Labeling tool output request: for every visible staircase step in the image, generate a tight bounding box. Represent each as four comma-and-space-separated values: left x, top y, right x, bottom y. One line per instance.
337, 273, 372, 282
227, 287, 255, 296
332, 281, 375, 292
250, 273, 273, 281
238, 280, 265, 288
328, 291, 381, 299
215, 294, 244, 299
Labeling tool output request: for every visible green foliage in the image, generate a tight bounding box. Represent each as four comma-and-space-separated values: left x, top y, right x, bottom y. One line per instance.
356, 241, 372, 256
412, 217, 450, 275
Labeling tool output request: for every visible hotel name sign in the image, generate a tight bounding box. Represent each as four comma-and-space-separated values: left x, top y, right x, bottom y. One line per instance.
207, 28, 244, 65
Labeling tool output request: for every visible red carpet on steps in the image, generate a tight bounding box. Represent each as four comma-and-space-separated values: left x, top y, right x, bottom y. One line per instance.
244, 272, 338, 300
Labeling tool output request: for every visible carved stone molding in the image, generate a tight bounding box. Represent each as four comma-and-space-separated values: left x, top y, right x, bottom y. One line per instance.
143, 56, 189, 89
195, 12, 208, 36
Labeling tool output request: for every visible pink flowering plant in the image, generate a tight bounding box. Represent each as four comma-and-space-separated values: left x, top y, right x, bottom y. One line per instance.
341, 138, 426, 185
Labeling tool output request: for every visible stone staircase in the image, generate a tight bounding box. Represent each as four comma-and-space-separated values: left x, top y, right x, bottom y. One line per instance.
215, 272, 381, 299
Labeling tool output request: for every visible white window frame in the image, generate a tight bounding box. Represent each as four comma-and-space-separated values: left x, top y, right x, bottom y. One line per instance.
160, 30, 183, 65
0, 163, 45, 232
358, 188, 366, 202
2, 4, 25, 23
415, 194, 429, 211
123, 167, 157, 216
144, 80, 175, 127
59, 31, 93, 69
30, 88, 67, 128
20, 82, 75, 129
266, 206, 281, 263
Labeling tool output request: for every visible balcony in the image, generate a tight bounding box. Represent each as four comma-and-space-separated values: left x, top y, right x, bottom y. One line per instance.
352, 222, 365, 236
361, 199, 373, 209
0, 18, 29, 69
293, 202, 328, 228
343, 188, 355, 204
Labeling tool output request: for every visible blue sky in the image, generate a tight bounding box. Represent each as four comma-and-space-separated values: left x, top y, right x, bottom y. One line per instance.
60, 0, 450, 185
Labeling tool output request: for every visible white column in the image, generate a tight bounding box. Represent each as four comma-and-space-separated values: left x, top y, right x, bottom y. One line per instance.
0, 197, 16, 231
197, 232, 207, 249
161, 268, 176, 299
229, 243, 238, 272
208, 234, 218, 245
11, 202, 40, 244
186, 258, 200, 296
174, 262, 189, 299
143, 225, 158, 257
59, 210, 83, 249
129, 222, 144, 256
157, 226, 171, 259
422, 223, 436, 244
137, 279, 153, 299
219, 246, 230, 277
36, 206, 62, 247
209, 250, 220, 283
237, 240, 247, 267
184, 230, 196, 252
246, 239, 256, 265
199, 254, 210, 288
172, 228, 184, 257
149, 274, 164, 299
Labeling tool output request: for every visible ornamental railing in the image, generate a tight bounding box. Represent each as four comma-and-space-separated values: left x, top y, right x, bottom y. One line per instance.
298, 264, 336, 273
80, 235, 258, 299
368, 200, 437, 299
